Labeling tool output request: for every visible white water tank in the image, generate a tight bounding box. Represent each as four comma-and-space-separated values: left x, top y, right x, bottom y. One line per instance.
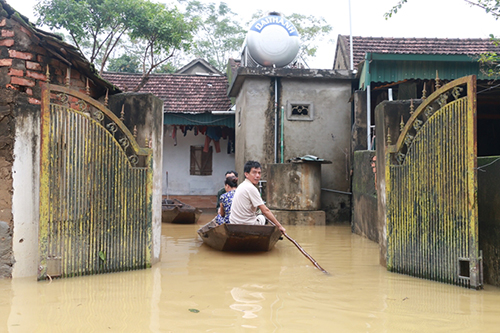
246, 13, 300, 67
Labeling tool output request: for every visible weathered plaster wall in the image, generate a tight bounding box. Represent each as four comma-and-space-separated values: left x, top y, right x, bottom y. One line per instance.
233, 77, 274, 179
233, 74, 353, 223
11, 107, 39, 278
281, 79, 352, 223
281, 79, 351, 190
108, 93, 164, 265
351, 150, 378, 242
162, 126, 235, 196
267, 162, 321, 211
477, 156, 500, 287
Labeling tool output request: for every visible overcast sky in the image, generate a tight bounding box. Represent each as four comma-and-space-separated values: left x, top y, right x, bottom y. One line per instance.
12, 0, 500, 68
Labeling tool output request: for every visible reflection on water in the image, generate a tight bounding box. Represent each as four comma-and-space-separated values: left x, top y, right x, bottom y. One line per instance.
1, 212, 500, 332
230, 285, 266, 319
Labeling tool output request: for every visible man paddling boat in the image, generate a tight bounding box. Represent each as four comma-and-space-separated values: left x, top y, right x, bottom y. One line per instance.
230, 160, 286, 234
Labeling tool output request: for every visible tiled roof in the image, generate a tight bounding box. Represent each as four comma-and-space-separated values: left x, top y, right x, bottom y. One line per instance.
335, 35, 500, 69
102, 72, 231, 113
176, 58, 222, 75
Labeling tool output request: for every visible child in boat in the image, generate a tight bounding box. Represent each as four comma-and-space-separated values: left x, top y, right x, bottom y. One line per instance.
215, 175, 238, 225
215, 170, 238, 209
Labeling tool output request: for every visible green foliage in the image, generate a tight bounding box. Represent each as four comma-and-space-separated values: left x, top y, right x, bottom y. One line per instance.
478, 34, 500, 78
286, 13, 333, 63
36, 0, 195, 89
36, 0, 139, 71
154, 62, 178, 74
107, 54, 140, 73
466, 0, 500, 19
180, 1, 246, 71
127, 1, 195, 90
384, 0, 408, 19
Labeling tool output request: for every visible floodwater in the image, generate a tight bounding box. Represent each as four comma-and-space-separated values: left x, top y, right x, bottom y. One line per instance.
1, 213, 500, 332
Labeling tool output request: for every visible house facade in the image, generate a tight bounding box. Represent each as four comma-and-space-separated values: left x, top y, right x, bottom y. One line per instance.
104, 62, 235, 197
228, 65, 354, 223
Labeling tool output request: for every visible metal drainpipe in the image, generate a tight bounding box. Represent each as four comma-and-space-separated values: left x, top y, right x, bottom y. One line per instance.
281, 106, 284, 163
274, 78, 278, 163
367, 84, 371, 150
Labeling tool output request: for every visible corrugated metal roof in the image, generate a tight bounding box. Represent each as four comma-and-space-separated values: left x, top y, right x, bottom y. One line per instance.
164, 113, 234, 128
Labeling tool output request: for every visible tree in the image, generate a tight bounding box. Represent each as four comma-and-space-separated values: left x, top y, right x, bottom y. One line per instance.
384, 0, 409, 19
385, 0, 500, 19
36, 0, 195, 90
36, 0, 139, 75
128, 1, 195, 91
285, 13, 333, 67
178, 2, 332, 71
154, 62, 179, 74
107, 54, 140, 73
180, 1, 246, 71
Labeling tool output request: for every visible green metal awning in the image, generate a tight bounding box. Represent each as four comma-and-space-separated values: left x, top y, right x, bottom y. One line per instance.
164, 112, 235, 128
359, 52, 489, 90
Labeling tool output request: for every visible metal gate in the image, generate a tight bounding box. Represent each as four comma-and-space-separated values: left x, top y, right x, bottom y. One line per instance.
385, 75, 483, 289
38, 78, 153, 280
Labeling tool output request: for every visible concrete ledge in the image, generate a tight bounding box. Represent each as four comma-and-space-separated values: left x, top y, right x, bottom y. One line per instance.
271, 210, 325, 226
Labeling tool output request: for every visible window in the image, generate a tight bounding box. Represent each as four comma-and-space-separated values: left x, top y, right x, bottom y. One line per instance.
190, 146, 212, 175
287, 101, 314, 121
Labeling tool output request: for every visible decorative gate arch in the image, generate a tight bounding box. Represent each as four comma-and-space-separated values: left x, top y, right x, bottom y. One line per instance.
385, 75, 483, 289
38, 78, 153, 280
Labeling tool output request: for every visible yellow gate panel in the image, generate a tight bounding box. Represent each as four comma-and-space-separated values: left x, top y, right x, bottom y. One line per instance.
39, 82, 153, 280
385, 75, 482, 289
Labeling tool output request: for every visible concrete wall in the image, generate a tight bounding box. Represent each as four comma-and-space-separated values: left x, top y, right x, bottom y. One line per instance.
108, 93, 164, 265
233, 76, 275, 179
232, 71, 353, 223
351, 151, 378, 242
281, 79, 352, 223
11, 104, 39, 278
477, 156, 500, 287
280, 79, 351, 191
162, 126, 235, 196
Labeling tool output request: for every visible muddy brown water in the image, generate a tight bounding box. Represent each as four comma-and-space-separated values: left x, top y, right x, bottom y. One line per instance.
1, 212, 500, 332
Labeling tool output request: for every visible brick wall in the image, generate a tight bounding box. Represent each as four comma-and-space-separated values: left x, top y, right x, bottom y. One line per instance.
0, 14, 99, 278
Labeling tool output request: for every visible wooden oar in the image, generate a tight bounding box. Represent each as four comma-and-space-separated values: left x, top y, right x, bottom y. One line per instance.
282, 232, 330, 275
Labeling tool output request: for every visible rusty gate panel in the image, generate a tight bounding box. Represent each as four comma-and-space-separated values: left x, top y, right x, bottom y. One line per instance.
385, 75, 482, 289
39, 81, 153, 280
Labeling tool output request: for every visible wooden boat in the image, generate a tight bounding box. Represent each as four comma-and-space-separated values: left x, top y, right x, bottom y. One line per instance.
162, 198, 202, 224
197, 219, 282, 251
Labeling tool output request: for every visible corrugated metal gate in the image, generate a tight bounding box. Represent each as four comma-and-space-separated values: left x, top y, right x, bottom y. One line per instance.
38, 80, 153, 280
385, 75, 483, 289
